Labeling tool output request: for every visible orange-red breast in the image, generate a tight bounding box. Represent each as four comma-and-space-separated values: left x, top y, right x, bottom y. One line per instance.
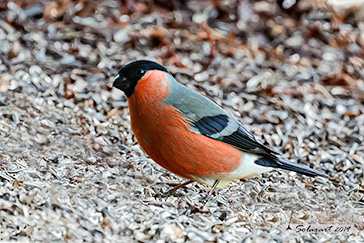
113, 60, 328, 199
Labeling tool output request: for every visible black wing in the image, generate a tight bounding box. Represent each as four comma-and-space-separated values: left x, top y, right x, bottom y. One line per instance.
192, 114, 328, 178
193, 114, 279, 157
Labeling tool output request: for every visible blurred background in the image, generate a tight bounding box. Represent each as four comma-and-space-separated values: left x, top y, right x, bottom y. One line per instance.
0, 0, 363, 242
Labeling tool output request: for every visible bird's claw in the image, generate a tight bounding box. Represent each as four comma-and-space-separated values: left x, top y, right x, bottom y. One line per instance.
162, 189, 173, 199
199, 197, 208, 203
162, 180, 194, 199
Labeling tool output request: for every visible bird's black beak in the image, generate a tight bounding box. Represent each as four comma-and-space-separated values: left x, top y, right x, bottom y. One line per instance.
113, 74, 130, 91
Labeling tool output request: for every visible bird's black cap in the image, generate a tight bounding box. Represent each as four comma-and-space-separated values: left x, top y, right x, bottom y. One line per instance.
113, 60, 168, 97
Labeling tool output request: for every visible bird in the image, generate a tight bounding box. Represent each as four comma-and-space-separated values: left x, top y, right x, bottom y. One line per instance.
113, 60, 328, 201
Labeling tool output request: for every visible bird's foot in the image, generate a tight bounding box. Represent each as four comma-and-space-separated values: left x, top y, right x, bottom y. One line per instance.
199, 180, 220, 208
162, 180, 194, 199
199, 196, 209, 204
162, 189, 173, 198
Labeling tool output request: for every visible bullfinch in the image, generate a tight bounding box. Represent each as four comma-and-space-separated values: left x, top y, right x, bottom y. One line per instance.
113, 60, 328, 200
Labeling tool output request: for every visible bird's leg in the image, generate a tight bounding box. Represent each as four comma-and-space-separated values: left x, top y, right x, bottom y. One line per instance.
200, 180, 220, 205
163, 180, 194, 197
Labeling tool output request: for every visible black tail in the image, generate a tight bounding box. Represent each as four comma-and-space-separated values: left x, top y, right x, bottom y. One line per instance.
255, 158, 329, 178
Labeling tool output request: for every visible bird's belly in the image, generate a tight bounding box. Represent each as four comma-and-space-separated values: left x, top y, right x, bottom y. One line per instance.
130, 105, 243, 181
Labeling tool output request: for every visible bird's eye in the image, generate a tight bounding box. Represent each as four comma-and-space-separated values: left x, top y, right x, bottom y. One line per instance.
135, 68, 145, 77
